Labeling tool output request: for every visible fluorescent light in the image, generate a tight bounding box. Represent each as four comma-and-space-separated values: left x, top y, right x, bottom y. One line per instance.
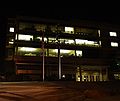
20, 47, 36, 52
9, 27, 14, 32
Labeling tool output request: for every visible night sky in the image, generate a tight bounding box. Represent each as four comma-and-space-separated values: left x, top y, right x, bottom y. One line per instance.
1, 7, 120, 25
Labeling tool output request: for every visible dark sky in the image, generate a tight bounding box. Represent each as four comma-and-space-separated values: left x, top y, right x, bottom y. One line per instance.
1, 7, 120, 25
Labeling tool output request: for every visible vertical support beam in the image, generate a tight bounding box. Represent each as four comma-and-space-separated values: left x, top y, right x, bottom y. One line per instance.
106, 67, 108, 81
58, 45, 61, 80
80, 66, 82, 82
42, 32, 45, 81
100, 68, 103, 81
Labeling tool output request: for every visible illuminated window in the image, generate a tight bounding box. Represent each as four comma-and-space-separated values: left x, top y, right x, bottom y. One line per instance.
37, 37, 47, 42
20, 47, 36, 52
65, 39, 75, 44
109, 32, 117, 36
98, 30, 100, 37
65, 27, 74, 34
17, 47, 46, 56
75, 39, 100, 47
49, 49, 58, 57
17, 34, 33, 41
60, 49, 75, 57
76, 50, 82, 57
9, 27, 14, 32
111, 42, 118, 47
9, 41, 14, 44
48, 37, 57, 43
9, 38, 14, 45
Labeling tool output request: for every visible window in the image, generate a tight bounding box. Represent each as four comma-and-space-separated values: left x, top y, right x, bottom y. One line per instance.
75, 39, 100, 47
48, 37, 57, 43
16, 34, 33, 41
111, 42, 118, 47
109, 32, 117, 36
17, 47, 46, 56
36, 37, 47, 42
65, 27, 74, 34
60, 49, 75, 57
76, 50, 82, 57
9, 27, 14, 32
49, 49, 58, 57
98, 30, 100, 37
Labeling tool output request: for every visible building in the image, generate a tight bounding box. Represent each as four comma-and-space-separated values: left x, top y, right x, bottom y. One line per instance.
4, 16, 120, 81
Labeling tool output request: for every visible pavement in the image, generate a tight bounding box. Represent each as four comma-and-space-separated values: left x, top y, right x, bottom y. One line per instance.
0, 81, 120, 101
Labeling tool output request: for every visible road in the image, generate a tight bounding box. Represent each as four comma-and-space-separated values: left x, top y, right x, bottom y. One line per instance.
0, 81, 120, 101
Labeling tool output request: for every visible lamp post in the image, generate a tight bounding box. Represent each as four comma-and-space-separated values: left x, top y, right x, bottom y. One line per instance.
56, 34, 61, 80
42, 31, 45, 81
58, 41, 61, 80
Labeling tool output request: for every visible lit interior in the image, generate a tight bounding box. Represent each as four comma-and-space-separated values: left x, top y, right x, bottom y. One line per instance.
111, 42, 118, 47
60, 49, 71, 53
37, 37, 47, 42
17, 34, 33, 41
109, 32, 117, 36
76, 50, 82, 56
65, 27, 74, 33
20, 47, 37, 52
98, 30, 100, 37
75, 39, 99, 46
9, 41, 14, 44
9, 27, 14, 32
65, 39, 74, 44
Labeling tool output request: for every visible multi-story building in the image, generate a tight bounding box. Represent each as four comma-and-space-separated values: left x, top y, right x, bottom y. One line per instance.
4, 16, 120, 81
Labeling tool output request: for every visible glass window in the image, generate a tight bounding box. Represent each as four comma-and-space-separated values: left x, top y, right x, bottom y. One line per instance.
65, 27, 74, 34
59, 38, 75, 44
36, 37, 47, 42
75, 39, 100, 47
48, 37, 57, 43
98, 30, 100, 37
7, 37, 14, 45
16, 34, 33, 41
9, 27, 14, 32
111, 42, 118, 47
49, 49, 58, 57
76, 50, 82, 57
17, 47, 47, 56
109, 32, 117, 36
60, 49, 75, 57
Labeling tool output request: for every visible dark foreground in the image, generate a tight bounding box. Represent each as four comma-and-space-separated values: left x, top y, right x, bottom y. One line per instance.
0, 81, 120, 101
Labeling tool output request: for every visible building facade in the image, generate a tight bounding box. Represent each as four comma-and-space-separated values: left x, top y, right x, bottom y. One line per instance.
4, 16, 120, 81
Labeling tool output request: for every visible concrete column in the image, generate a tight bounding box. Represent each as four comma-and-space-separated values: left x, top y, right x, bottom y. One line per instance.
100, 68, 103, 81
106, 67, 108, 81
58, 45, 61, 80
88, 75, 90, 82
94, 75, 96, 81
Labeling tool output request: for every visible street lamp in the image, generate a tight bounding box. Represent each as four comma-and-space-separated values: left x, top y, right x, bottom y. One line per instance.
42, 31, 45, 81
56, 34, 61, 80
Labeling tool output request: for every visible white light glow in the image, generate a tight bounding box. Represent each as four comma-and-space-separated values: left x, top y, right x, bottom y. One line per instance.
75, 39, 99, 46
62, 75, 65, 78
76, 50, 82, 56
37, 37, 47, 41
65, 27, 74, 33
53, 49, 58, 53
9, 27, 14, 32
9, 41, 14, 44
65, 40, 74, 44
60, 49, 70, 53
111, 42, 118, 47
110, 32, 117, 36
18, 34, 33, 41
20, 47, 37, 52
98, 30, 100, 37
